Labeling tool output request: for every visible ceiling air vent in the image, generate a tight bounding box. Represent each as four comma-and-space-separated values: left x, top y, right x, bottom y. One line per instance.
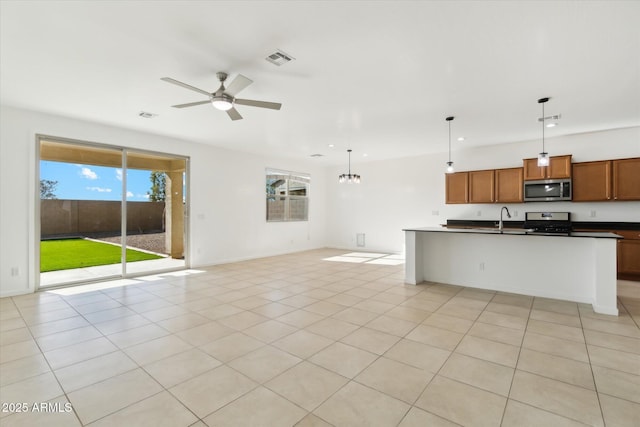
537, 114, 561, 122
266, 49, 295, 66
138, 111, 157, 118
538, 113, 561, 128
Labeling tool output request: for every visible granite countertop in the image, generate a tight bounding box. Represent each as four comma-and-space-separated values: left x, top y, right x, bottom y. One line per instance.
402, 226, 621, 239
445, 219, 640, 231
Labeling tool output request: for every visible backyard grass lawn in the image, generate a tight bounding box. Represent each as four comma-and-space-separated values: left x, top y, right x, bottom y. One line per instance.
41, 238, 162, 272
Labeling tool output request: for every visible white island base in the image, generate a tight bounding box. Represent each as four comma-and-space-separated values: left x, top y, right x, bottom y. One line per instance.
404, 228, 619, 316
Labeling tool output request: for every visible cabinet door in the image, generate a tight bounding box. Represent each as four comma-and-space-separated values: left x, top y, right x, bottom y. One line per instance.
523, 155, 572, 180
618, 239, 640, 278
495, 168, 523, 203
523, 158, 546, 180
548, 155, 572, 179
572, 161, 611, 201
613, 158, 640, 201
469, 170, 495, 203
445, 172, 469, 204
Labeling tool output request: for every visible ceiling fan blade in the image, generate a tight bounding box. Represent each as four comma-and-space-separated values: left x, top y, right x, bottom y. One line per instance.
227, 107, 243, 121
225, 74, 253, 97
161, 77, 211, 97
171, 100, 211, 109
234, 98, 282, 110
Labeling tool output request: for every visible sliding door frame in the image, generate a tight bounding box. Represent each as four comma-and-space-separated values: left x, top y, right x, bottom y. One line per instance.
35, 134, 190, 291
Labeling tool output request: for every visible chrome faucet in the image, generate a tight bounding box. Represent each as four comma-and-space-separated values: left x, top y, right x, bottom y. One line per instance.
499, 206, 511, 232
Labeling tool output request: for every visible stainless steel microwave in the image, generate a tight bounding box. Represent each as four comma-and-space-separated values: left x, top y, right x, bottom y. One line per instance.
523, 178, 572, 202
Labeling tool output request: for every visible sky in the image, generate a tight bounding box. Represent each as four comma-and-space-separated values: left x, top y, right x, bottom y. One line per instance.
40, 161, 155, 201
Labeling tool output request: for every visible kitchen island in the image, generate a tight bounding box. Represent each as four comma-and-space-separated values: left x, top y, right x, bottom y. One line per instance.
404, 227, 620, 315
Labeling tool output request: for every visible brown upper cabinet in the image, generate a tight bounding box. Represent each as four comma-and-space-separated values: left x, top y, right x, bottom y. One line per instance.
445, 172, 469, 204
572, 157, 640, 202
523, 155, 572, 180
469, 170, 495, 203
495, 167, 524, 203
572, 161, 612, 201
613, 158, 640, 200
446, 168, 523, 204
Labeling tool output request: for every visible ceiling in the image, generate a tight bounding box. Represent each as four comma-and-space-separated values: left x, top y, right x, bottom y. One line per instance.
1, 1, 638, 165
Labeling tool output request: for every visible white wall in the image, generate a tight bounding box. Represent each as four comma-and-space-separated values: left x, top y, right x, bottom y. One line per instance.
1, 104, 638, 297
325, 127, 640, 253
0, 106, 327, 297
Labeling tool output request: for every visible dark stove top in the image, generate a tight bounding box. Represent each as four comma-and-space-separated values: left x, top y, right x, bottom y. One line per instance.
524, 211, 572, 234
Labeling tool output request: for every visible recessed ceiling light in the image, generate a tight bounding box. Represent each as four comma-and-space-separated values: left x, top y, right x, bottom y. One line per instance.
546, 123, 557, 128
457, 137, 465, 142
328, 144, 335, 148
362, 153, 368, 157
310, 153, 323, 157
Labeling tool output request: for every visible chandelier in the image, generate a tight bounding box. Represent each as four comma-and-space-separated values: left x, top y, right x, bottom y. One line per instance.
338, 149, 360, 183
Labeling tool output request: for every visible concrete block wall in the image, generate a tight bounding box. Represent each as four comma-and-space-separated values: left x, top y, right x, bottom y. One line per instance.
41, 199, 165, 236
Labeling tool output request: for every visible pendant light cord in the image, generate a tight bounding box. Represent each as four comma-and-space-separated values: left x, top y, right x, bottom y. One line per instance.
448, 120, 452, 163
542, 101, 545, 153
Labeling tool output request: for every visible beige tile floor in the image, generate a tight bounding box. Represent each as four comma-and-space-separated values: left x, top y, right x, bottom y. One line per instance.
1, 248, 639, 426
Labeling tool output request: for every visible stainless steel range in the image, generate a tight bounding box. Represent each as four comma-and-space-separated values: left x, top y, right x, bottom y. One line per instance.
524, 212, 572, 233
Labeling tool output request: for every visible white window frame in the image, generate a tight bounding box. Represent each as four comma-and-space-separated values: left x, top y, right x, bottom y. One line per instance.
266, 168, 310, 222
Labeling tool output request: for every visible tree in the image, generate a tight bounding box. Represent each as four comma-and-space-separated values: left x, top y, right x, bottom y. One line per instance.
40, 179, 58, 199
147, 171, 166, 202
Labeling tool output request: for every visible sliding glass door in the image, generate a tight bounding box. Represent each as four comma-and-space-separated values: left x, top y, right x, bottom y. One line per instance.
38, 137, 188, 288
125, 151, 186, 276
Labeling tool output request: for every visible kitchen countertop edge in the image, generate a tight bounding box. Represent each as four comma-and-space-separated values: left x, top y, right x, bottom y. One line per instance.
403, 227, 621, 239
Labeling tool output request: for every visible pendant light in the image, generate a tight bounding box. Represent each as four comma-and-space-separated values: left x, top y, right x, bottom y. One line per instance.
445, 116, 455, 173
338, 149, 360, 183
537, 97, 550, 166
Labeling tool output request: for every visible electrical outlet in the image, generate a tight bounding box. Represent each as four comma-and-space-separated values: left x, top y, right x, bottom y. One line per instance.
513, 210, 519, 217
590, 210, 597, 218
432, 210, 439, 216
476, 210, 482, 217
479, 262, 485, 271
11, 267, 19, 276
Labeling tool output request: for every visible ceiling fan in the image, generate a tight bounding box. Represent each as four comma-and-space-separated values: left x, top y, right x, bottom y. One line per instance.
161, 72, 282, 121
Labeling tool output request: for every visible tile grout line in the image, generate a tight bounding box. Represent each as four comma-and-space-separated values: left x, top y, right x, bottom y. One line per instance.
10, 299, 85, 426
2, 251, 638, 426
499, 292, 533, 426
581, 297, 607, 427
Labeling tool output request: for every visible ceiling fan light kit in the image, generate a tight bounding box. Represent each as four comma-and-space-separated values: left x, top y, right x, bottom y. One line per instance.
211, 96, 233, 111
339, 149, 361, 184
161, 71, 282, 121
